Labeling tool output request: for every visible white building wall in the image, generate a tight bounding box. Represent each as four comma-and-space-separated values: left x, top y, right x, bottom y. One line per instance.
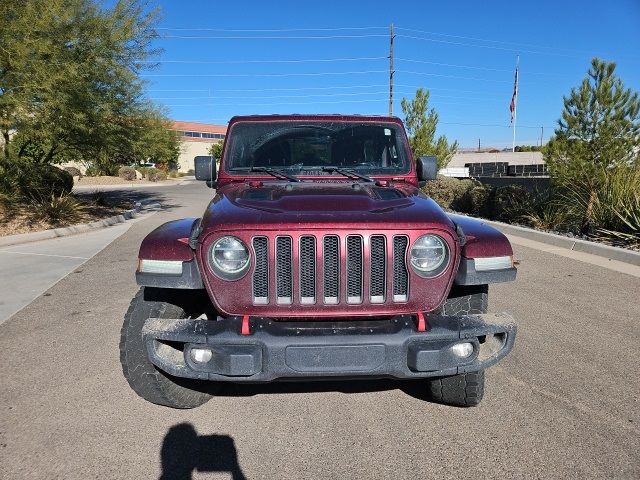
177, 141, 221, 173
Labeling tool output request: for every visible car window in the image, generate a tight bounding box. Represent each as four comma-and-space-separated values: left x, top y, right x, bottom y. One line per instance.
224, 121, 410, 175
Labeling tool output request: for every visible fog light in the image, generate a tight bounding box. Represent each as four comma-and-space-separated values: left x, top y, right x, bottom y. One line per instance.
450, 342, 474, 358
190, 347, 213, 363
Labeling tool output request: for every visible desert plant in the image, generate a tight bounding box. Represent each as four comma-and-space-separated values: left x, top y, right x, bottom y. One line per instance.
30, 193, 86, 224
118, 166, 137, 181
148, 170, 167, 182
521, 202, 573, 231
493, 185, 534, 222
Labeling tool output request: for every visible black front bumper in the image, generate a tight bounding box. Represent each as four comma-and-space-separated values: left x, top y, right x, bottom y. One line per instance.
143, 314, 516, 382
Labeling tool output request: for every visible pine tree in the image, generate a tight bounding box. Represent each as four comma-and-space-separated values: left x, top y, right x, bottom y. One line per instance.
401, 88, 458, 169
545, 58, 640, 233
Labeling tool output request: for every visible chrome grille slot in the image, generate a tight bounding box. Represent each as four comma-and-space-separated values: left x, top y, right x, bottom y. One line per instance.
370, 235, 386, 303
346, 235, 363, 304
323, 236, 339, 304
299, 236, 316, 304
276, 236, 292, 304
252, 237, 268, 304
393, 236, 409, 302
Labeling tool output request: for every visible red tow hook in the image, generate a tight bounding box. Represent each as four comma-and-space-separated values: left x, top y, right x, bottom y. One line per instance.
241, 315, 251, 336
416, 311, 427, 332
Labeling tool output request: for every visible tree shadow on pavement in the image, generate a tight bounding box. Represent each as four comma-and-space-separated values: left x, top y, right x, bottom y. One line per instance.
160, 423, 246, 480
75, 189, 181, 212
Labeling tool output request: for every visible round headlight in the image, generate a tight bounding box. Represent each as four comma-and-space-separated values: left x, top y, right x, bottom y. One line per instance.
209, 236, 250, 280
410, 235, 449, 277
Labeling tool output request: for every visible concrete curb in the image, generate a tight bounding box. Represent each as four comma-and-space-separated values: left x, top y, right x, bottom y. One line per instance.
483, 219, 640, 266
0, 201, 161, 248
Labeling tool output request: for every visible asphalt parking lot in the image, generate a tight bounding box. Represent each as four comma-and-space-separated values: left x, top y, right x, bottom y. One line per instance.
1, 182, 639, 479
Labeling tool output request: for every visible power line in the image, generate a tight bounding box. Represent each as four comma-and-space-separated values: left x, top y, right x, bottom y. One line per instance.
439, 121, 555, 129
397, 58, 511, 73
143, 56, 386, 65
395, 26, 639, 60
146, 84, 505, 96
160, 33, 387, 40
165, 98, 389, 107
150, 90, 499, 101
156, 26, 387, 32
397, 70, 510, 83
142, 70, 387, 78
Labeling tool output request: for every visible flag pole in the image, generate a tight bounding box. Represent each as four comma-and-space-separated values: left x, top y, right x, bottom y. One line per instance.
512, 55, 519, 152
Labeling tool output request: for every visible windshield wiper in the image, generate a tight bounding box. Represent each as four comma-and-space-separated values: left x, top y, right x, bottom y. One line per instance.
231, 166, 300, 182
320, 166, 375, 183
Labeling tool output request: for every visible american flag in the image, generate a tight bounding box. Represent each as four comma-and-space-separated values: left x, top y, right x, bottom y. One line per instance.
509, 64, 519, 125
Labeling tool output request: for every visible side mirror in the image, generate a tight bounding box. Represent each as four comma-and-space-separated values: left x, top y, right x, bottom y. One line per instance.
417, 156, 438, 186
194, 156, 216, 187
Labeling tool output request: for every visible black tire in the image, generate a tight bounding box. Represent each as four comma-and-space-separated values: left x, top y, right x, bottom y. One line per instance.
428, 285, 487, 407
437, 284, 488, 315
427, 370, 485, 407
119, 287, 213, 409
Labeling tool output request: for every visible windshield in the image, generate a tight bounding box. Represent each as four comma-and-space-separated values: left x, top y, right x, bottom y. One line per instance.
224, 121, 411, 176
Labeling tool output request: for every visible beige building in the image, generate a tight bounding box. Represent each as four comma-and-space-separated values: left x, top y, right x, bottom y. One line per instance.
171, 120, 227, 173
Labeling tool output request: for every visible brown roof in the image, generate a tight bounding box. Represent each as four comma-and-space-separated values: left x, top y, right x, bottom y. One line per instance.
171, 120, 227, 134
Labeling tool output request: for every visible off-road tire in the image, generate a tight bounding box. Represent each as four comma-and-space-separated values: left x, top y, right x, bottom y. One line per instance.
427, 370, 485, 407
437, 284, 488, 315
120, 287, 213, 409
429, 285, 487, 406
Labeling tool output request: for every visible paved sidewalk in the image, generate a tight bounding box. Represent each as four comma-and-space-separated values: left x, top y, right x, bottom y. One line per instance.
0, 222, 133, 324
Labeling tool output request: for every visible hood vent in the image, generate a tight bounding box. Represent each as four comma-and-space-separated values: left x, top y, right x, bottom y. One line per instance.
373, 188, 404, 200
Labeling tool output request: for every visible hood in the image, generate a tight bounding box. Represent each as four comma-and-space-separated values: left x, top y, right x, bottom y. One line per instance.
200, 180, 455, 233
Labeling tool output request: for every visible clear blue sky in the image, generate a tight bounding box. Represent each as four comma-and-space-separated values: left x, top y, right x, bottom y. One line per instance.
136, 0, 640, 149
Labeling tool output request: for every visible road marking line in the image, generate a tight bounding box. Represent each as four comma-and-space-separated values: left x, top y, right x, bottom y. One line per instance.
0, 251, 89, 260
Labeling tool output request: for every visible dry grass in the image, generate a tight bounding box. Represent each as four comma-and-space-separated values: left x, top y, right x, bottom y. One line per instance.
0, 194, 134, 237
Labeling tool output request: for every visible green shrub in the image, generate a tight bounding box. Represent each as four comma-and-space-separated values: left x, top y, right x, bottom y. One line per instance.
422, 176, 476, 210
0, 192, 16, 218
187, 169, 195, 176
84, 165, 100, 177
148, 170, 167, 182
168, 169, 179, 178
118, 166, 137, 181
30, 193, 86, 224
521, 202, 573, 231
63, 166, 82, 178
493, 185, 533, 222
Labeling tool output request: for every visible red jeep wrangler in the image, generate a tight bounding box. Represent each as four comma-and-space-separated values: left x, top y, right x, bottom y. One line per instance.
120, 115, 517, 409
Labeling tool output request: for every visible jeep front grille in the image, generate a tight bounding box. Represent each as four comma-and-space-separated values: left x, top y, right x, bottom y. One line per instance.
252, 237, 269, 304
323, 236, 339, 304
299, 236, 316, 304
252, 234, 409, 306
275, 236, 292, 304
392, 236, 409, 302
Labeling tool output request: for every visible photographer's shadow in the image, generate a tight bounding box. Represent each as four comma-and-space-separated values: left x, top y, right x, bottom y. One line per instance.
160, 423, 246, 480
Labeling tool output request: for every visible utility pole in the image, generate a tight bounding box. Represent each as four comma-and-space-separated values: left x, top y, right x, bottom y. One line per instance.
540, 126, 544, 147
388, 23, 395, 116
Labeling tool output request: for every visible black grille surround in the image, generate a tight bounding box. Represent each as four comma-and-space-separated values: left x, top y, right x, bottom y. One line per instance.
251, 233, 413, 307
